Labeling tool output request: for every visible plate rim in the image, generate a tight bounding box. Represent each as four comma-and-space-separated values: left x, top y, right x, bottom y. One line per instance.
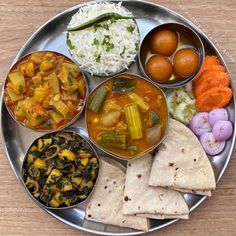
0, 0, 235, 235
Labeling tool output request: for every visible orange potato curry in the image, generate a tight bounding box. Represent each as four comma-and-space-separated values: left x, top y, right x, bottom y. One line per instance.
86, 74, 168, 158
4, 51, 86, 131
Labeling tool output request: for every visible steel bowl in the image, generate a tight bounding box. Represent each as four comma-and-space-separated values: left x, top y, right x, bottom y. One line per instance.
3, 50, 88, 132
138, 22, 205, 88
20, 128, 100, 210
85, 72, 169, 161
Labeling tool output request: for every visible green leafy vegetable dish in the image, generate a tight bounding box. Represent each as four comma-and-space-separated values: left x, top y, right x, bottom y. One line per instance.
22, 131, 99, 208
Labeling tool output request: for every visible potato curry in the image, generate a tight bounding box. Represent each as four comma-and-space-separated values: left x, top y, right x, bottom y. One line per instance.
4, 51, 86, 131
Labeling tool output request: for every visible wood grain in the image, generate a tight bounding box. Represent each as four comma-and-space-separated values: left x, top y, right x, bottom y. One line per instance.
0, 0, 236, 235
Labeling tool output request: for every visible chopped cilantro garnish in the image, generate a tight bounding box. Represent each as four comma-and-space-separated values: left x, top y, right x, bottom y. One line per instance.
135, 41, 139, 51
94, 53, 101, 63
92, 38, 100, 46
101, 23, 109, 30
120, 46, 126, 58
101, 35, 114, 52
126, 25, 135, 33
66, 38, 75, 50
78, 54, 85, 58
94, 22, 110, 32
105, 42, 114, 52
102, 35, 110, 45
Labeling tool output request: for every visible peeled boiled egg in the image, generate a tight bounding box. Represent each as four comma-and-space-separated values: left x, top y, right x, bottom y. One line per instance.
146, 55, 173, 82
149, 29, 178, 56
173, 48, 199, 77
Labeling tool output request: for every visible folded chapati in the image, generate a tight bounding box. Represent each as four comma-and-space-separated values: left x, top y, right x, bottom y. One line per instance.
85, 157, 149, 231
122, 153, 189, 219
149, 119, 216, 196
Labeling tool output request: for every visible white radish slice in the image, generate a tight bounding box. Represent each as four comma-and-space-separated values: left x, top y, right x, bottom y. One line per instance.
189, 112, 211, 136
212, 120, 233, 141
208, 108, 229, 127
200, 132, 225, 156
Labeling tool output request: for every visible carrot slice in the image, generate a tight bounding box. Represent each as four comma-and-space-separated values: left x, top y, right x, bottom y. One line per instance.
203, 56, 220, 66
196, 86, 233, 112
195, 65, 225, 86
201, 64, 225, 74
194, 71, 229, 88
194, 73, 230, 98
193, 56, 222, 85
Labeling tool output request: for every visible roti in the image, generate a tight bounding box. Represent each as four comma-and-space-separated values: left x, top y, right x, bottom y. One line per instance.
122, 153, 189, 219
85, 157, 149, 231
149, 119, 216, 196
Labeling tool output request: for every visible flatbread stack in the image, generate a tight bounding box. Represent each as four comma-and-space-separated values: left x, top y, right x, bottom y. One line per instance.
149, 119, 216, 196
123, 153, 189, 219
85, 157, 149, 231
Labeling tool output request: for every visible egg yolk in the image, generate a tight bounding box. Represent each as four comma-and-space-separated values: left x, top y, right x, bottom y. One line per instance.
173, 48, 199, 77
146, 55, 173, 82
149, 29, 178, 56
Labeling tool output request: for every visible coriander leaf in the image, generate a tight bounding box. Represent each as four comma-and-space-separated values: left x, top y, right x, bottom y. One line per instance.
92, 38, 100, 46
78, 54, 85, 58
102, 35, 110, 45
135, 41, 139, 51
94, 22, 110, 31
120, 46, 126, 58
126, 25, 135, 33
94, 52, 101, 63
105, 42, 114, 52
102, 23, 109, 30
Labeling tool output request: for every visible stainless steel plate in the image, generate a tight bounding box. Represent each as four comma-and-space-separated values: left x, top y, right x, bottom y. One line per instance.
1, 0, 235, 235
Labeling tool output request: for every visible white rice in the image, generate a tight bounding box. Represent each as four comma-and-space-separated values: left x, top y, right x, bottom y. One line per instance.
67, 2, 139, 75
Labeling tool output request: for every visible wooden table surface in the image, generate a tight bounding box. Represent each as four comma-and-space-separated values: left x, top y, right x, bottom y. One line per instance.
0, 0, 236, 235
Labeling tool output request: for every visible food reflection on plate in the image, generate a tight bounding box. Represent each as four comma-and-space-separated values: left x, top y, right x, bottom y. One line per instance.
86, 73, 168, 159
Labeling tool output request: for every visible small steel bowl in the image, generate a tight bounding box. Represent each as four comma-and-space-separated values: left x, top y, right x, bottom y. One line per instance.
3, 50, 88, 132
21, 128, 100, 210
66, 4, 140, 78
85, 72, 169, 161
138, 22, 205, 88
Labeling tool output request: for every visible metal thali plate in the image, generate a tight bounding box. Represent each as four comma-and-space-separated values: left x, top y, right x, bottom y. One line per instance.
0, 0, 235, 235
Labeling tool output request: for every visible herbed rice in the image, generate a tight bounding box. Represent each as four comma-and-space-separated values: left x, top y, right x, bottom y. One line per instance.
67, 2, 139, 75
